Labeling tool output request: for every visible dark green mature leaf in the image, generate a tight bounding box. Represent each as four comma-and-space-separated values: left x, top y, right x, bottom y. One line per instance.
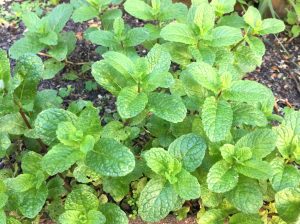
88, 30, 118, 48
9, 37, 45, 59
168, 133, 206, 172
225, 178, 263, 214
86, 138, 135, 177
207, 160, 239, 193
72, 5, 99, 23
275, 187, 300, 223
124, 28, 149, 47
138, 177, 179, 222
148, 93, 187, 123
202, 97, 233, 142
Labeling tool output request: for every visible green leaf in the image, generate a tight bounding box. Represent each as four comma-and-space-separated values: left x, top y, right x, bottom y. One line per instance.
21, 151, 43, 175
76, 105, 101, 139
99, 203, 128, 224
207, 160, 239, 193
259, 19, 285, 35
103, 51, 135, 79
223, 80, 275, 114
56, 121, 81, 147
124, 0, 154, 20
229, 213, 263, 224
72, 5, 99, 23
59, 211, 85, 224
146, 44, 171, 74
193, 3, 215, 34
138, 177, 179, 222
0, 113, 27, 135
143, 148, 181, 180
34, 108, 77, 145
116, 87, 148, 119
86, 138, 135, 177
148, 92, 187, 123
220, 144, 235, 163
211, 0, 236, 15
275, 187, 300, 223
202, 97, 233, 142
173, 169, 201, 200
0, 132, 10, 157
0, 50, 10, 90
270, 158, 300, 192
42, 144, 83, 175
236, 129, 276, 159
39, 31, 58, 46
225, 178, 263, 214
235, 159, 272, 180
124, 27, 149, 47
198, 209, 226, 224
243, 6, 262, 31
209, 26, 243, 47
6, 174, 35, 192
184, 62, 220, 93
9, 37, 45, 59
168, 133, 206, 172
42, 59, 64, 79
18, 183, 48, 218
88, 30, 118, 48
160, 23, 198, 45
232, 103, 267, 127
46, 3, 73, 33
65, 187, 99, 212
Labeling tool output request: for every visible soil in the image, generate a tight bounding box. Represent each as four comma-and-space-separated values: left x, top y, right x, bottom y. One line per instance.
0, 0, 299, 223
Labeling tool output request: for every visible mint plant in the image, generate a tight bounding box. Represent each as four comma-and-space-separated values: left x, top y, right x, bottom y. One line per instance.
87, 17, 149, 55
1, 0, 299, 223
71, 0, 122, 29
286, 1, 300, 37
9, 4, 75, 79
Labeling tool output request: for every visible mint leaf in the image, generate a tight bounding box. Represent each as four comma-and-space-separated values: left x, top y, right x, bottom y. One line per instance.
138, 177, 179, 222
146, 44, 171, 74
229, 213, 263, 224
210, 26, 243, 47
160, 23, 197, 45
211, 0, 236, 15
259, 19, 285, 35
9, 37, 45, 59
46, 3, 73, 33
198, 209, 226, 224
65, 188, 99, 212
100, 203, 128, 224
236, 129, 276, 159
88, 30, 118, 48
207, 160, 239, 193
223, 81, 275, 114
86, 138, 135, 177
42, 59, 64, 80
193, 3, 215, 34
124, 0, 154, 20
124, 28, 149, 47
243, 6, 262, 31
275, 187, 300, 223
270, 158, 300, 192
225, 178, 263, 214
42, 144, 83, 175
168, 133, 206, 172
0, 50, 10, 91
173, 169, 201, 200
148, 93, 187, 123
34, 108, 77, 145
116, 87, 148, 119
235, 159, 272, 180
72, 5, 98, 23
184, 62, 220, 93
202, 97, 233, 142
143, 148, 181, 180
0, 113, 27, 135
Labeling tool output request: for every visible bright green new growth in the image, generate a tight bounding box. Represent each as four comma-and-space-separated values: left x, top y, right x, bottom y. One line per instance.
1, 0, 299, 223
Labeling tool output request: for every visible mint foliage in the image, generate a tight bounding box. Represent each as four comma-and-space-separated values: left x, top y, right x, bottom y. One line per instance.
0, 0, 295, 223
